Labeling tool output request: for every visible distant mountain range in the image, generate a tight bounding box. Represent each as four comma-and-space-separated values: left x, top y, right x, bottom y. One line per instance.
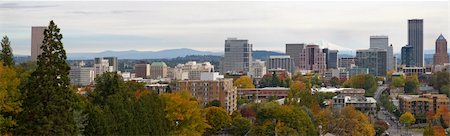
14, 48, 450, 61
67, 48, 223, 60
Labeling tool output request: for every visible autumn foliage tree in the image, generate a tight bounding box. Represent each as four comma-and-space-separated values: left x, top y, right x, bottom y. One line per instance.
204, 107, 232, 135
161, 92, 210, 136
327, 106, 375, 136
234, 76, 255, 88
343, 74, 378, 96
0, 62, 22, 134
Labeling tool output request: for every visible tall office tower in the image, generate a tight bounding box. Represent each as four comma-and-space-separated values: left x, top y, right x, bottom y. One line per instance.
95, 57, 118, 72
433, 34, 449, 65
31, 26, 46, 61
370, 36, 395, 71
339, 57, 356, 68
221, 38, 252, 74
408, 19, 424, 67
285, 43, 305, 69
134, 63, 150, 79
356, 48, 387, 76
401, 45, 415, 67
69, 66, 95, 86
299, 45, 327, 74
150, 62, 168, 79
267, 55, 294, 74
249, 59, 266, 79
324, 49, 339, 69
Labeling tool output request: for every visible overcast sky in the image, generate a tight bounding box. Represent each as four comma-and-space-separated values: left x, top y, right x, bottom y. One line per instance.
0, 1, 448, 55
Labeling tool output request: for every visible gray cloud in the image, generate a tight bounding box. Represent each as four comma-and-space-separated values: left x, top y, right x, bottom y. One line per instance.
0, 2, 58, 9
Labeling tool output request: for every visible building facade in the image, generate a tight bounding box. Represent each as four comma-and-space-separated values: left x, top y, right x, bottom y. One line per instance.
134, 64, 150, 79
332, 95, 377, 114
370, 36, 395, 71
285, 43, 305, 70
408, 19, 424, 67
221, 38, 252, 74
94, 59, 112, 75
176, 78, 237, 114
433, 34, 449, 65
401, 45, 415, 67
323, 48, 339, 69
95, 57, 118, 72
69, 66, 95, 86
339, 57, 356, 68
249, 59, 266, 79
356, 48, 387, 76
238, 87, 289, 101
398, 94, 449, 116
31, 26, 46, 61
267, 55, 294, 74
299, 44, 327, 74
150, 62, 168, 79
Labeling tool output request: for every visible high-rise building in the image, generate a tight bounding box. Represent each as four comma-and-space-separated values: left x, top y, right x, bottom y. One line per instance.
267, 55, 294, 74
401, 45, 415, 67
69, 66, 95, 86
408, 19, 424, 67
150, 62, 168, 79
249, 59, 266, 79
94, 59, 111, 76
134, 64, 150, 79
339, 57, 356, 68
221, 38, 252, 74
356, 48, 387, 76
299, 45, 327, 74
95, 57, 118, 72
31, 26, 46, 61
176, 77, 237, 114
285, 43, 305, 69
323, 49, 338, 69
433, 34, 449, 65
370, 36, 395, 71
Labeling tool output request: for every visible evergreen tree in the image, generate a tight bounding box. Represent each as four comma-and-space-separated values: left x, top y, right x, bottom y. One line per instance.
0, 36, 14, 66
17, 20, 79, 135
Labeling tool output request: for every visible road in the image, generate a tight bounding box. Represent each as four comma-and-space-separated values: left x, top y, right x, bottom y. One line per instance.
375, 84, 423, 136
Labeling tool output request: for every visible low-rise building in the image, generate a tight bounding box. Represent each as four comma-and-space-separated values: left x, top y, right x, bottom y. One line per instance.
332, 95, 377, 114
175, 76, 237, 114
238, 87, 289, 101
398, 94, 449, 116
146, 83, 169, 94
312, 88, 365, 96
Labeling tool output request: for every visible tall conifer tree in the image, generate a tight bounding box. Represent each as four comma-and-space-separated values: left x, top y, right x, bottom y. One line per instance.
0, 36, 14, 66
17, 20, 79, 135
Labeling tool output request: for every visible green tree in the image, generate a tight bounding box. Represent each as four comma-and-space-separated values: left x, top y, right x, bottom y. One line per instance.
204, 106, 232, 135
207, 99, 221, 107
404, 76, 419, 94
17, 20, 80, 135
0, 62, 22, 134
84, 73, 169, 135
392, 76, 405, 87
431, 71, 450, 90
230, 115, 252, 136
0, 36, 14, 66
344, 74, 377, 96
234, 76, 255, 88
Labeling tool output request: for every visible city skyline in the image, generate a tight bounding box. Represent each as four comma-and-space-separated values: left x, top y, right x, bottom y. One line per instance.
0, 1, 449, 55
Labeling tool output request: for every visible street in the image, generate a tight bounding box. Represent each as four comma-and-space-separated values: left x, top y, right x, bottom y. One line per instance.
374, 85, 423, 136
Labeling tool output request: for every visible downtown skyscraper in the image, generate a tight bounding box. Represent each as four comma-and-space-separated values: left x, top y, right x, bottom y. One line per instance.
31, 26, 46, 61
433, 34, 449, 65
370, 36, 395, 71
221, 38, 252, 74
408, 19, 424, 67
